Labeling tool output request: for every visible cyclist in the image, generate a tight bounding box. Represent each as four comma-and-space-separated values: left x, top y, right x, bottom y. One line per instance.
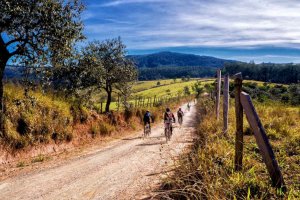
187, 102, 191, 111
164, 108, 175, 135
143, 110, 152, 134
177, 108, 184, 125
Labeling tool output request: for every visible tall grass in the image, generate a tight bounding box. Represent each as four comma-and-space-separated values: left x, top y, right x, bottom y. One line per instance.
157, 98, 299, 199
2, 84, 75, 149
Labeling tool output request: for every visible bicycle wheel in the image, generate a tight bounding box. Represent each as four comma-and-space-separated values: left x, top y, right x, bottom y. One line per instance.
165, 127, 170, 142
178, 117, 183, 126
145, 124, 150, 137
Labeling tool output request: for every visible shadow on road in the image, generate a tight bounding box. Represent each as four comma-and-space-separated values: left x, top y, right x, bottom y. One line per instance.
122, 136, 141, 141
136, 141, 164, 146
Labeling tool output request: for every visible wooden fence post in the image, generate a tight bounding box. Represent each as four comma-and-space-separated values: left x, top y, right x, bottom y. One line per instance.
234, 72, 243, 171
223, 74, 229, 135
117, 94, 120, 111
100, 102, 103, 114
216, 69, 221, 120
240, 92, 285, 188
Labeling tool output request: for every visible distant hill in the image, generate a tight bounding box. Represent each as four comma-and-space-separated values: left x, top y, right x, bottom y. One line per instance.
128, 51, 236, 68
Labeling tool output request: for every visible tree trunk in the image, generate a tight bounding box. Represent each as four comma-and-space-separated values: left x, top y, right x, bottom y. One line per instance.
0, 61, 6, 135
0, 35, 11, 134
105, 85, 112, 113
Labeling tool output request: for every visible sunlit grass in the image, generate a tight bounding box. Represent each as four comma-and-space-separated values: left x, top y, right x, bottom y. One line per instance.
158, 97, 300, 199
3, 83, 74, 149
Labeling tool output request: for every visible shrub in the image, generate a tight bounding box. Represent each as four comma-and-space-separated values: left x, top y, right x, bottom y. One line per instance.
90, 124, 100, 137
99, 122, 115, 136
31, 154, 47, 163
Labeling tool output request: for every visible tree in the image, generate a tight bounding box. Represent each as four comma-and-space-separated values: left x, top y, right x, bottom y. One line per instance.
204, 83, 215, 99
192, 81, 204, 98
183, 86, 191, 96
84, 38, 137, 112
0, 0, 84, 130
49, 50, 104, 105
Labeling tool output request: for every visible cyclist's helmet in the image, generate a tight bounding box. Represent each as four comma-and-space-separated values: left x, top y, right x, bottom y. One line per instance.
166, 108, 170, 112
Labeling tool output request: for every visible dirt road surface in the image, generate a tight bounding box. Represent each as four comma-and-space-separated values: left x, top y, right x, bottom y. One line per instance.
0, 103, 197, 200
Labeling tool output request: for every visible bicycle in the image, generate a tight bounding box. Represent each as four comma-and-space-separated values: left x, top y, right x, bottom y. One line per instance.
144, 122, 151, 138
164, 122, 172, 142
178, 116, 183, 126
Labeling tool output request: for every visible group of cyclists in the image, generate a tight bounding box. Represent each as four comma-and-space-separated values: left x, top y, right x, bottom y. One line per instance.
143, 103, 191, 141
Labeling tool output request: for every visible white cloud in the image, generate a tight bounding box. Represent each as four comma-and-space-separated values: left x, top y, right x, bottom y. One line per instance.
99, 0, 169, 7
85, 0, 300, 49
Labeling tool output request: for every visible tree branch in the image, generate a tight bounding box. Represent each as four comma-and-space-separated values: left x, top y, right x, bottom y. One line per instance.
5, 37, 27, 47
9, 40, 27, 57
0, 34, 10, 60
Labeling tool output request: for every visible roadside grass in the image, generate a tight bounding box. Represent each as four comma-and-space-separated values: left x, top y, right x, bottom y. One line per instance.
16, 161, 26, 168
3, 84, 74, 149
158, 98, 299, 199
31, 154, 49, 163
1, 80, 194, 151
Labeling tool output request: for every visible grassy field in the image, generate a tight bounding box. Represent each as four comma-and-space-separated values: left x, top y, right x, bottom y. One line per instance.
92, 78, 214, 111
159, 97, 300, 199
134, 79, 213, 98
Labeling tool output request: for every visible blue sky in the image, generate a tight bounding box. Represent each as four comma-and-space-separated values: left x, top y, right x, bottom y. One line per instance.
82, 0, 300, 63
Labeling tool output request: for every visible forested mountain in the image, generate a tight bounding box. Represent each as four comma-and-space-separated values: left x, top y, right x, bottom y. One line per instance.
138, 66, 215, 80
4, 53, 300, 84
128, 51, 236, 68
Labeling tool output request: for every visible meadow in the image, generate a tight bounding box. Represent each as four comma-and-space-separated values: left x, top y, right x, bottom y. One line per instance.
92, 78, 213, 111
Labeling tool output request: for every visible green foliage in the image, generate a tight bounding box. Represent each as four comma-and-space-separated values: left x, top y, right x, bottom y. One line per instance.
192, 81, 204, 98
183, 86, 191, 95
288, 84, 300, 105
0, 0, 85, 135
241, 81, 300, 106
223, 62, 300, 84
138, 66, 215, 80
0, 0, 84, 67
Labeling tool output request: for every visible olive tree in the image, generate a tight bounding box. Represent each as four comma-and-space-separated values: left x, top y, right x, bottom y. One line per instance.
84, 38, 137, 112
0, 0, 84, 130
49, 51, 104, 105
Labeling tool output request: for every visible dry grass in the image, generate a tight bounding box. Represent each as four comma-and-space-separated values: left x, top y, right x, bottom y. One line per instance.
157, 98, 299, 199
2, 84, 75, 149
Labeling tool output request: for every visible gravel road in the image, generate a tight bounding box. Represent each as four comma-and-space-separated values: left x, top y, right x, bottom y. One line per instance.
0, 103, 197, 200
